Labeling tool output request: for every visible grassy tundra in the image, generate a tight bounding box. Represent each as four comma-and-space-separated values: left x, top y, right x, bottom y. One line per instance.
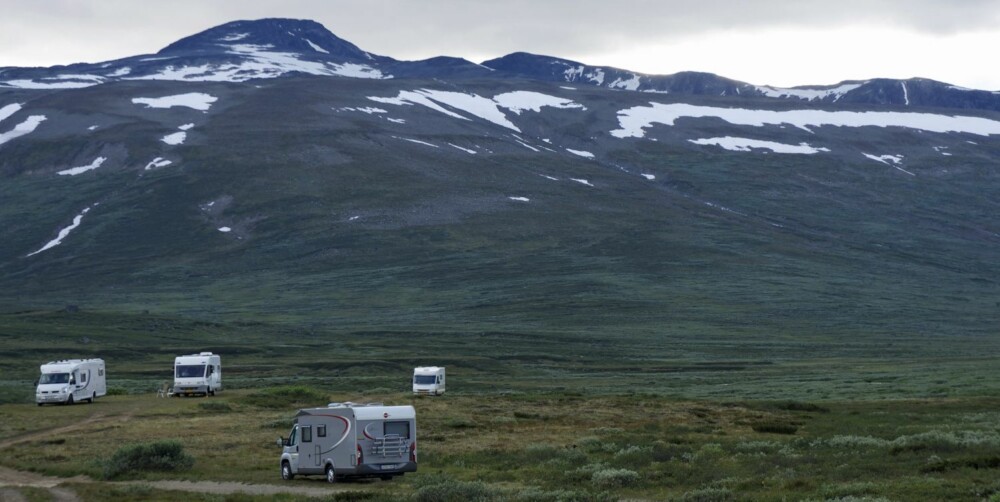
2, 311, 1000, 500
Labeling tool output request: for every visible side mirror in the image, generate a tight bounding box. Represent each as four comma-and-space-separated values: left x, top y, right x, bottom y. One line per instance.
276, 437, 285, 447
33, 380, 38, 387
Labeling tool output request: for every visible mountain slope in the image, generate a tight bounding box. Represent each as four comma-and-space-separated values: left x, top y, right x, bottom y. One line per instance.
1, 18, 1000, 342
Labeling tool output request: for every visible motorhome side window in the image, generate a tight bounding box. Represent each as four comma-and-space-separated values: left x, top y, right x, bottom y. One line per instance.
317, 425, 326, 437
301, 425, 312, 443
385, 421, 410, 438
80, 373, 87, 383
288, 426, 298, 446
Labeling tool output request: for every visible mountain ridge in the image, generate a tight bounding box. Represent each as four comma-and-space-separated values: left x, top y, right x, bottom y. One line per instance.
1, 17, 998, 111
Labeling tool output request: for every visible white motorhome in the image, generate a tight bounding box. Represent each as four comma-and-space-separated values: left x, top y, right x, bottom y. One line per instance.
35, 359, 106, 405
277, 402, 417, 483
412, 366, 445, 395
173, 352, 222, 396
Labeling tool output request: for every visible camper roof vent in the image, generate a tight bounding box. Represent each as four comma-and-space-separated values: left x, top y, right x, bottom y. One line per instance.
199, 352, 213, 356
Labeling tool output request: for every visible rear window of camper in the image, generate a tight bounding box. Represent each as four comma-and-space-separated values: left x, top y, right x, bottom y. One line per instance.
385, 421, 410, 438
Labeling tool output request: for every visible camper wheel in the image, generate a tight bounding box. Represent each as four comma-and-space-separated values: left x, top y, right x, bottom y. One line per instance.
325, 464, 337, 484
280, 461, 294, 480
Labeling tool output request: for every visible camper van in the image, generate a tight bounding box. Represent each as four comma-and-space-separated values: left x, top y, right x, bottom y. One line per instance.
412, 366, 445, 395
35, 359, 106, 405
277, 402, 417, 483
173, 352, 222, 396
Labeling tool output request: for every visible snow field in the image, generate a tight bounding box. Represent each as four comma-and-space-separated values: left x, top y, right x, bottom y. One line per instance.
689, 137, 830, 154
58, 157, 107, 176
132, 93, 218, 111
611, 103, 1000, 139
26, 206, 94, 257
0, 115, 46, 147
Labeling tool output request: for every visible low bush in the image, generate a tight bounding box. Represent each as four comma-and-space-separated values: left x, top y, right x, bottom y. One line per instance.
680, 488, 735, 502
238, 385, 328, 409
102, 440, 194, 479
411, 477, 497, 502
105, 387, 129, 396
590, 468, 639, 488
751, 421, 799, 435
511, 487, 614, 502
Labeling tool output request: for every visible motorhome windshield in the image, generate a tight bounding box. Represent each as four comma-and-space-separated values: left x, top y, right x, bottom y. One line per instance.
39, 373, 70, 384
414, 375, 436, 384
176, 365, 206, 378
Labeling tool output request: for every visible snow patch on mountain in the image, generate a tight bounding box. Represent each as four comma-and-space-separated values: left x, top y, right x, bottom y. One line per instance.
566, 149, 595, 158
609, 75, 642, 91
26, 205, 93, 257
448, 143, 477, 154
107, 67, 132, 77
755, 83, 863, 101
689, 137, 830, 154
305, 39, 329, 54
128, 43, 389, 83
58, 157, 107, 176
863, 153, 904, 165
132, 93, 218, 111
641, 174, 655, 180
178, 123, 195, 131
393, 136, 438, 148
371, 89, 517, 130
570, 178, 594, 187
220, 33, 249, 41
611, 103, 1000, 139
508, 196, 530, 202
144, 157, 173, 170
162, 132, 186, 145
493, 91, 585, 114
1, 79, 98, 89
864, 153, 914, 176
370, 89, 585, 132
0, 115, 46, 146
0, 103, 21, 123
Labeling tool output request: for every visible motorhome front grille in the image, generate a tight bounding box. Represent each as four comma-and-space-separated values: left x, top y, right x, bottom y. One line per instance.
370, 435, 407, 457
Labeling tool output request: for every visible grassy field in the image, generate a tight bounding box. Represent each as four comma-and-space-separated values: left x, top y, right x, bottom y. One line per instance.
2, 311, 1000, 500
3, 389, 1000, 501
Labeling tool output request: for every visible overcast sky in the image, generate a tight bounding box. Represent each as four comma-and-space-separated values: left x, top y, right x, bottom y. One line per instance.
2, 0, 998, 89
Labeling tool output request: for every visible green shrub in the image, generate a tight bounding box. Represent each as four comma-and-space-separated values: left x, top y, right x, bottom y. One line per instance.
590, 468, 639, 488
511, 487, 614, 502
818, 482, 880, 498
102, 440, 194, 479
680, 488, 735, 502
444, 417, 477, 429
239, 385, 328, 409
411, 477, 497, 502
105, 387, 129, 396
751, 421, 799, 435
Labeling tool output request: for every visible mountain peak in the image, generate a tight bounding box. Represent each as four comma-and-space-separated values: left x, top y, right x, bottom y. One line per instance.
157, 18, 374, 62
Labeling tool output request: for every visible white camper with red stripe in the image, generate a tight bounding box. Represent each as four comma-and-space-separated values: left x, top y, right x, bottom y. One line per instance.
277, 402, 417, 483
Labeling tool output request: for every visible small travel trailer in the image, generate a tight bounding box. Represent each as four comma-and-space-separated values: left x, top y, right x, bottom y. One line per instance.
277, 402, 417, 482
412, 366, 445, 395
173, 352, 222, 396
35, 359, 106, 405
